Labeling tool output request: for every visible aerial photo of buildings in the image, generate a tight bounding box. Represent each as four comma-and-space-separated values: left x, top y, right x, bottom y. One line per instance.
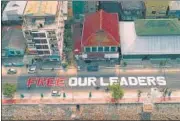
1, 0, 180, 120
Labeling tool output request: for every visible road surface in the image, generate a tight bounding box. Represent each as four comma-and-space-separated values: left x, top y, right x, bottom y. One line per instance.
2, 68, 180, 93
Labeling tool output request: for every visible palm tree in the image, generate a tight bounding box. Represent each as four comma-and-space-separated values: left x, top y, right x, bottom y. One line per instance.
41, 93, 44, 99
89, 91, 92, 100
137, 90, 142, 102
20, 94, 24, 99
168, 89, 172, 100
162, 88, 168, 101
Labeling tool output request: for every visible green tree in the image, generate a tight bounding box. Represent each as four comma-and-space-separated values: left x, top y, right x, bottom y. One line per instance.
63, 92, 66, 100
168, 89, 172, 100
162, 88, 168, 101
137, 90, 142, 102
20, 94, 24, 99
41, 93, 44, 98
109, 84, 124, 102
3, 83, 16, 98
89, 91, 92, 99
122, 61, 127, 67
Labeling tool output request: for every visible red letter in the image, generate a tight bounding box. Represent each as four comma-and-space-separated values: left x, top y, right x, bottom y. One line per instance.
55, 78, 65, 87
46, 77, 54, 87
36, 77, 45, 87
27, 77, 37, 87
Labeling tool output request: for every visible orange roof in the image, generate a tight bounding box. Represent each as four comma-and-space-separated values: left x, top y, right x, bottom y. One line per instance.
81, 10, 120, 47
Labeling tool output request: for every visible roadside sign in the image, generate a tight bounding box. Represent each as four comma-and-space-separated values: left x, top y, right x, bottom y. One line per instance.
143, 103, 153, 113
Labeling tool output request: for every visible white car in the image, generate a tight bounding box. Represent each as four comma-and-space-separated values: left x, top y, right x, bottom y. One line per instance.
28, 66, 36, 74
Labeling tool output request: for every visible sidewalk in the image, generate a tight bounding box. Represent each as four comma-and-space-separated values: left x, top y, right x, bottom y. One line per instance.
2, 90, 180, 105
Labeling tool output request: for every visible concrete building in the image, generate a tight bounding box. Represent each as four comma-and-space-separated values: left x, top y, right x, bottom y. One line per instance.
99, 1, 121, 20
144, 1, 169, 18
2, 1, 27, 21
119, 1, 145, 21
74, 10, 120, 60
22, 1, 65, 61
2, 26, 26, 57
119, 19, 180, 62
168, 1, 180, 19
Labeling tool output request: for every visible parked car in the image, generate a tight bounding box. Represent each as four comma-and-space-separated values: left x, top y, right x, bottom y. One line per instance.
87, 65, 99, 72
51, 90, 60, 97
28, 66, 37, 74
7, 68, 17, 74
12, 62, 24, 67
3, 63, 13, 67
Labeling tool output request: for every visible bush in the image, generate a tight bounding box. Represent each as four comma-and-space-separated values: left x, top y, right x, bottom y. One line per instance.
3, 83, 16, 98
109, 84, 124, 101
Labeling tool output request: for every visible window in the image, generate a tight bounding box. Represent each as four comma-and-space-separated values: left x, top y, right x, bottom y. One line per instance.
36, 45, 49, 49
92, 47, 97, 52
85, 47, 91, 52
33, 39, 47, 43
152, 11, 156, 14
44, 51, 50, 54
32, 33, 46, 38
37, 51, 43, 54
98, 47, 103, 52
104, 47, 109, 52
111, 47, 116, 52
16, 51, 21, 55
41, 39, 47, 43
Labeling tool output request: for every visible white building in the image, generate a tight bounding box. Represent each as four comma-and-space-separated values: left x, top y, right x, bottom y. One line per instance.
119, 20, 180, 61
2, 1, 27, 21
22, 1, 66, 61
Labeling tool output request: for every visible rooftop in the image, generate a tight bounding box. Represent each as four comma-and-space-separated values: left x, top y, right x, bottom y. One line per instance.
2, 26, 26, 50
2, 1, 27, 20
120, 22, 180, 55
24, 1, 58, 16
82, 10, 120, 46
120, 1, 145, 10
135, 19, 180, 36
169, 1, 180, 11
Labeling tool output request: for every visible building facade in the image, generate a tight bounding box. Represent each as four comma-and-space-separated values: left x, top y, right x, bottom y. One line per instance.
119, 1, 145, 21
78, 10, 120, 60
168, 1, 180, 19
144, 1, 169, 18
22, 1, 65, 61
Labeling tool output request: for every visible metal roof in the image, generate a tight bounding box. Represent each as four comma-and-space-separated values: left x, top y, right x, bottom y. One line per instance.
120, 1, 145, 10
24, 1, 58, 16
120, 22, 180, 55
169, 1, 180, 11
135, 19, 180, 36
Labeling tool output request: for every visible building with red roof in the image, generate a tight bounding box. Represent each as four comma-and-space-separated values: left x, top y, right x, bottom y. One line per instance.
76, 10, 120, 60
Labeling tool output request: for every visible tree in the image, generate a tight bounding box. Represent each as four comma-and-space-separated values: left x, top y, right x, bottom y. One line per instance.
89, 91, 92, 99
162, 88, 168, 101
63, 92, 66, 100
41, 93, 44, 98
168, 89, 172, 100
20, 94, 24, 99
3, 83, 16, 98
137, 90, 142, 102
109, 84, 124, 102
122, 61, 127, 67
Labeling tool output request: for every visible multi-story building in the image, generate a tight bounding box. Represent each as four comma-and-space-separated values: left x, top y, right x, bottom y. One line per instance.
74, 10, 120, 60
99, 1, 121, 20
72, 1, 98, 20
168, 1, 180, 19
22, 1, 65, 61
144, 1, 169, 18
119, 1, 145, 21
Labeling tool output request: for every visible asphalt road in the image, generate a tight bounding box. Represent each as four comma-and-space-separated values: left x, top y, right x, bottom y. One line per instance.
2, 70, 180, 93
